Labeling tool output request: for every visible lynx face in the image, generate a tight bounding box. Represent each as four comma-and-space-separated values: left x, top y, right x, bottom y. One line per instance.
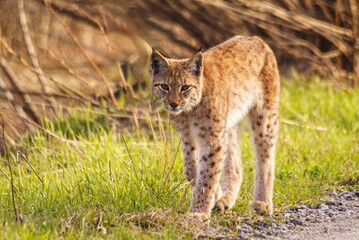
148, 50, 204, 114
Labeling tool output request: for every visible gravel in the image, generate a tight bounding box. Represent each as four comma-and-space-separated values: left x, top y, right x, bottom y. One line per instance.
203, 187, 359, 239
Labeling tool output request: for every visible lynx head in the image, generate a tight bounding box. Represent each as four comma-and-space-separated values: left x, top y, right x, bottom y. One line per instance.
148, 49, 204, 115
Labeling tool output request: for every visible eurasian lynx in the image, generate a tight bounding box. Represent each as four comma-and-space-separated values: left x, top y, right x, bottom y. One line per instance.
148, 36, 280, 220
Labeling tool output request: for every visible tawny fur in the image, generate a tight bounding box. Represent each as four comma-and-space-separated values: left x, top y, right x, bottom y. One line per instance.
148, 36, 280, 220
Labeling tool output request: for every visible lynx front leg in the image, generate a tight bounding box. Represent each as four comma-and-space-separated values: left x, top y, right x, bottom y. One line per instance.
188, 128, 225, 219
169, 114, 198, 185
182, 137, 198, 185
248, 104, 279, 215
216, 123, 243, 211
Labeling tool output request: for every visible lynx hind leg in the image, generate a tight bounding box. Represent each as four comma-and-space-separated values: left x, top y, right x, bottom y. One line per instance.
248, 101, 279, 215
248, 47, 280, 215
215, 123, 243, 211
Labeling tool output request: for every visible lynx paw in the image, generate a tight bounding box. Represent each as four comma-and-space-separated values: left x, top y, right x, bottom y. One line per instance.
249, 201, 272, 215
186, 212, 210, 222
214, 195, 233, 212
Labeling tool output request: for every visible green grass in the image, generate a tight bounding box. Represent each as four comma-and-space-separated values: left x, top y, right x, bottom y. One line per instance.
1, 76, 359, 239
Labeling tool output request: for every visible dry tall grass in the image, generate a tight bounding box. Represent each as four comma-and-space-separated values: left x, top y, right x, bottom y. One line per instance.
0, 0, 358, 141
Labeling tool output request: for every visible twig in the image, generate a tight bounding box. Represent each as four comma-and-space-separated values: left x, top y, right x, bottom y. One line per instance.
157, 111, 167, 143
0, 58, 39, 130
281, 118, 328, 131
167, 179, 188, 208
15, 112, 83, 150
282, 103, 306, 122
2, 119, 19, 221
87, 4, 137, 98
108, 159, 113, 182
1, 40, 103, 106
0, 166, 21, 195
145, 111, 160, 154
118, 129, 140, 182
26, 102, 168, 123
39, 46, 108, 104
161, 139, 181, 192
44, 0, 119, 108
349, 0, 359, 87
132, 112, 141, 141
18, 0, 56, 112
18, 150, 43, 183
177, 181, 192, 212
1, 115, 21, 139
16, 151, 23, 188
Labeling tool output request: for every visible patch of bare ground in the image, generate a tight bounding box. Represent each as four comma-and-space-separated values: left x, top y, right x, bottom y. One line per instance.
200, 187, 359, 239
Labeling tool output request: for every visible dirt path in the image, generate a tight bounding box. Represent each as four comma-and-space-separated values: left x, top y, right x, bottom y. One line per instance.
289, 212, 359, 240
215, 188, 359, 239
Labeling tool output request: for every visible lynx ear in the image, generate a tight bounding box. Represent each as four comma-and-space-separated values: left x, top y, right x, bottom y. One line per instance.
187, 52, 203, 77
149, 50, 169, 75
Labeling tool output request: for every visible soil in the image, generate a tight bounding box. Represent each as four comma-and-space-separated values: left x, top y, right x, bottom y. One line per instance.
203, 187, 359, 239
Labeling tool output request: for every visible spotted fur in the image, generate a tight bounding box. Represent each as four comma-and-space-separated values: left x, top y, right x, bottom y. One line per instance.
148, 36, 280, 220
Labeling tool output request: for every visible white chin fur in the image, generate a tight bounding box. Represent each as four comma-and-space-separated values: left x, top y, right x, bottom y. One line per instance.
168, 109, 183, 115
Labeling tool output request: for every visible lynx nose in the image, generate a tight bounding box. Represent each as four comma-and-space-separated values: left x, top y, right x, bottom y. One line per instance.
169, 102, 179, 109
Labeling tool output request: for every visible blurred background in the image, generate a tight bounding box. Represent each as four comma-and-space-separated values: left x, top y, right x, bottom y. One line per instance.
0, 0, 358, 143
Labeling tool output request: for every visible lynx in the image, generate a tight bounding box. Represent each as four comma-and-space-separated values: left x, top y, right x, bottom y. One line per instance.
148, 36, 280, 220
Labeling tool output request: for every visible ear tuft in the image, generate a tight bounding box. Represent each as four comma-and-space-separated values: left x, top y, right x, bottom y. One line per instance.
149, 50, 168, 75
187, 52, 203, 77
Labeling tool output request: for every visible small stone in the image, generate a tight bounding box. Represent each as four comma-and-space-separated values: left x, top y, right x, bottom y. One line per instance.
345, 195, 353, 200
256, 220, 267, 228
254, 233, 265, 238
237, 223, 252, 233
253, 230, 264, 238
269, 222, 277, 227
354, 192, 359, 197
243, 217, 251, 222
316, 203, 329, 210
222, 228, 230, 234
291, 219, 303, 225
243, 223, 253, 229
297, 204, 307, 208
338, 207, 346, 212
238, 233, 249, 239
237, 227, 249, 234
289, 206, 298, 211
267, 230, 274, 235
325, 201, 335, 206
278, 223, 287, 229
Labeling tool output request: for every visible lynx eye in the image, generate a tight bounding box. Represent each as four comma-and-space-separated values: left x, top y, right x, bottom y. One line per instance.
181, 85, 191, 92
159, 84, 169, 91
